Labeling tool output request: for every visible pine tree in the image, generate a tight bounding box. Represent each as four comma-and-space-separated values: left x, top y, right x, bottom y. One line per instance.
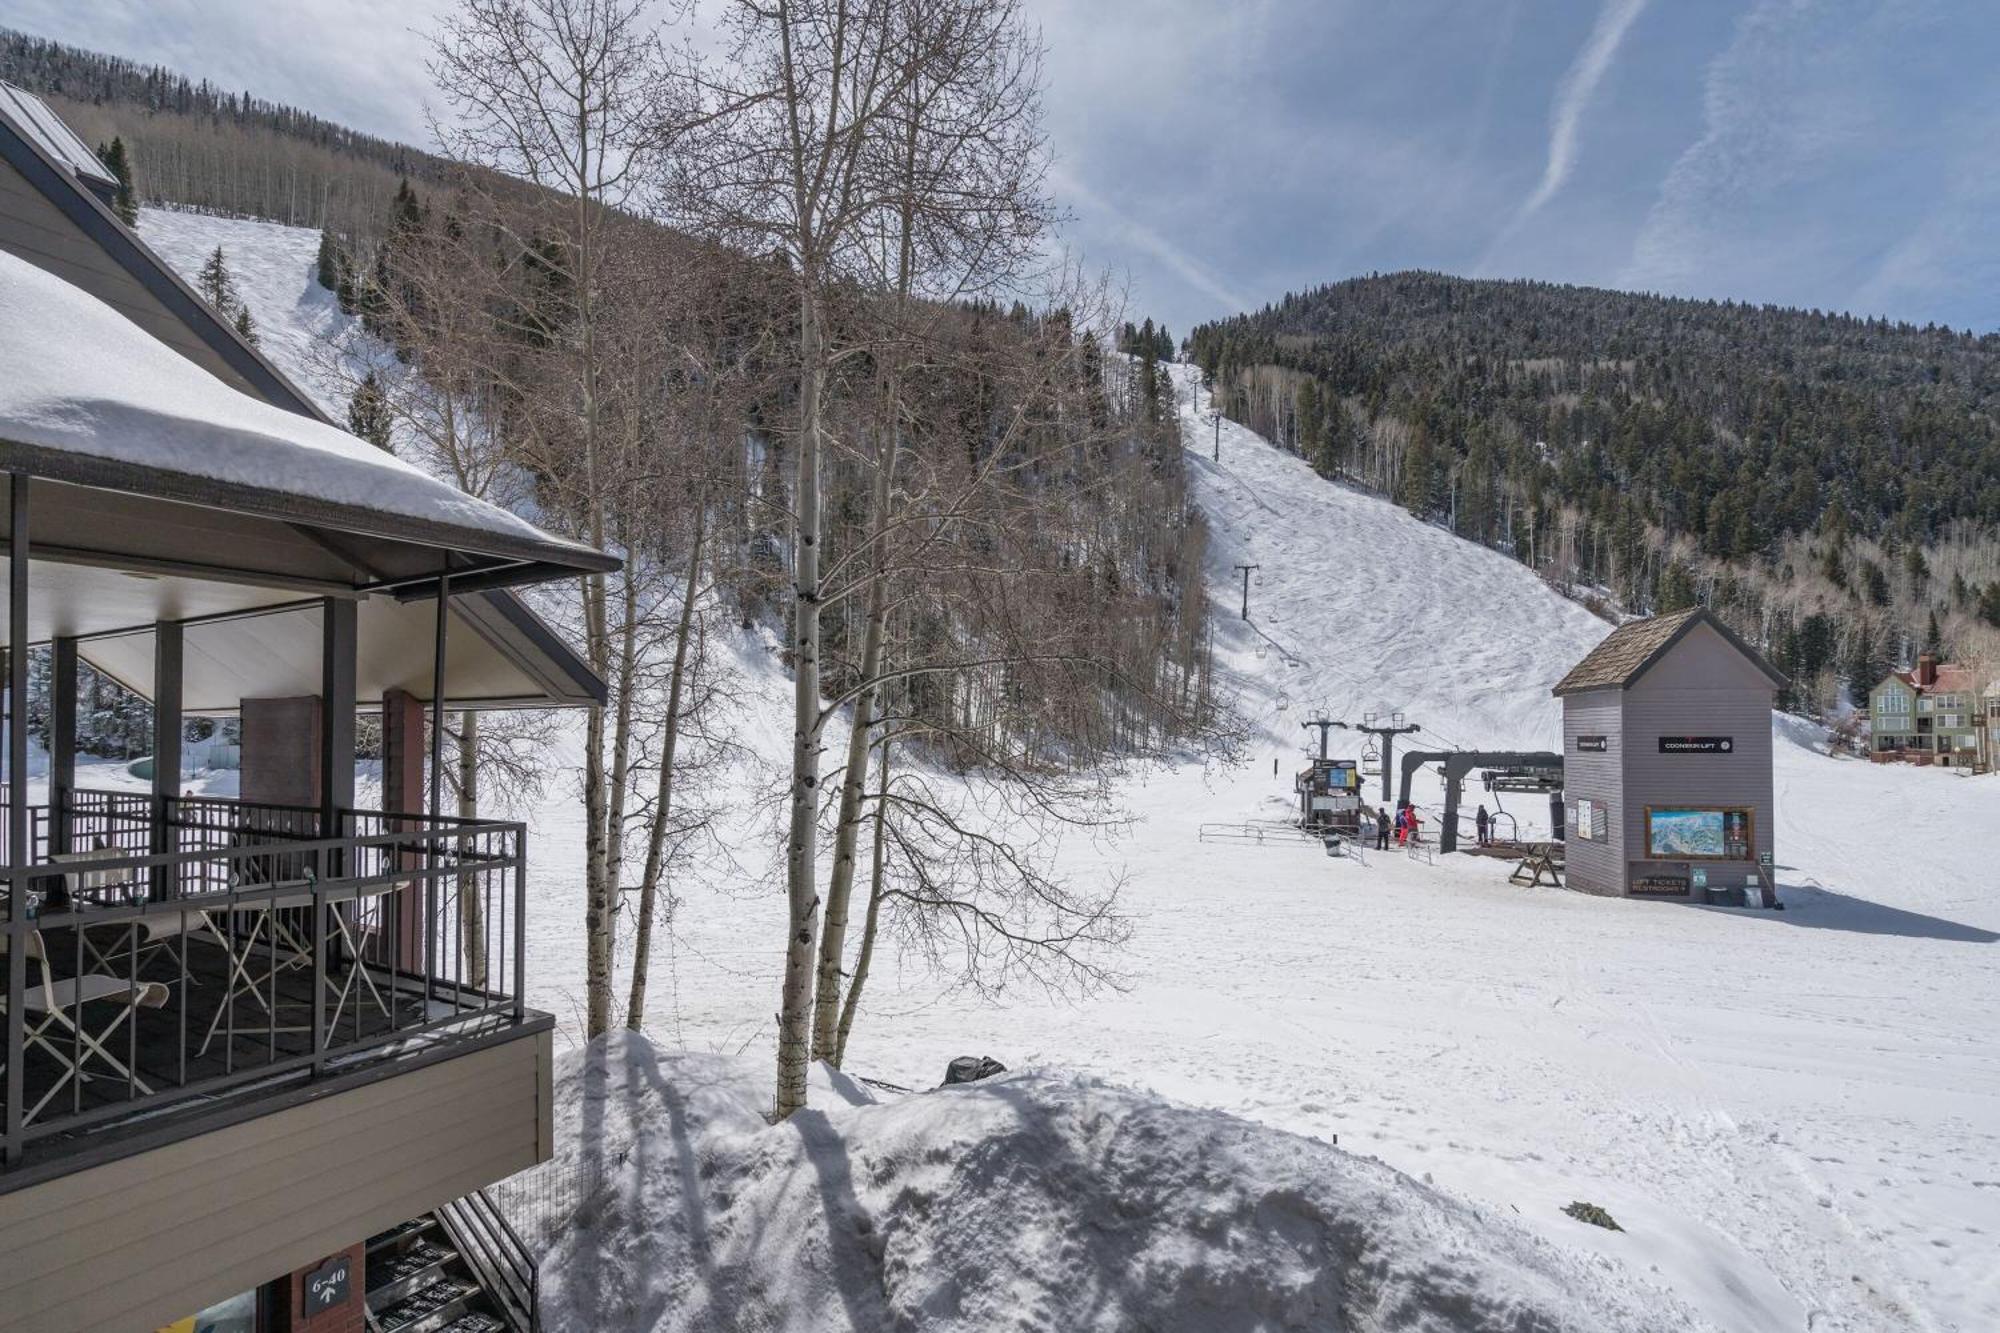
1656, 561, 1698, 613
197, 246, 238, 316
1846, 622, 1884, 708
347, 371, 392, 452
233, 305, 259, 347
1923, 609, 1943, 657
315, 229, 341, 292
94, 136, 137, 225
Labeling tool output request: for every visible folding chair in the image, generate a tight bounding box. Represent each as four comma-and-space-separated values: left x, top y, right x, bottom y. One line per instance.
0, 927, 168, 1124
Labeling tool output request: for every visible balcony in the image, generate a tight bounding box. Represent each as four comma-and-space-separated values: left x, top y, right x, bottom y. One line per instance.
2, 787, 531, 1176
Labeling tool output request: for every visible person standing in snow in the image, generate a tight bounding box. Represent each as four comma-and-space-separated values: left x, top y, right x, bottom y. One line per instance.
1406, 806, 1422, 844
1476, 804, 1490, 847
1394, 804, 1408, 845
1374, 808, 1391, 851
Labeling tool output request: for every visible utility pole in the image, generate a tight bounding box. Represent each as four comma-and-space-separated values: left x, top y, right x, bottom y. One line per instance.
1301, 718, 1347, 759
1212, 408, 1221, 463
1233, 563, 1260, 619
1357, 711, 1421, 803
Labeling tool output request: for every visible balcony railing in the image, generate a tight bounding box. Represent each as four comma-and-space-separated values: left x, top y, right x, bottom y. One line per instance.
2, 788, 528, 1167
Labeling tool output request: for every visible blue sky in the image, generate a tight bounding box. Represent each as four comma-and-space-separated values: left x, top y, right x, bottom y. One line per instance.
11, 0, 1999, 335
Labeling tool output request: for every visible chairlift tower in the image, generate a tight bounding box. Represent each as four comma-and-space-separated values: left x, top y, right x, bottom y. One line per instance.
1301, 718, 1347, 760
1233, 563, 1260, 619
1357, 711, 1422, 802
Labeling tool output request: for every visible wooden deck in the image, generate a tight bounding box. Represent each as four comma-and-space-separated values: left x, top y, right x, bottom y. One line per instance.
9, 923, 437, 1127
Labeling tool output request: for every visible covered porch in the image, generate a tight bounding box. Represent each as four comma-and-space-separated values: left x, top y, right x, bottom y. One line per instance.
0, 247, 616, 1176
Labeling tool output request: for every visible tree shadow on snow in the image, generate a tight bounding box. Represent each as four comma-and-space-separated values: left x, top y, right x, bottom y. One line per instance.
1703, 882, 1998, 944
787, 1106, 895, 1329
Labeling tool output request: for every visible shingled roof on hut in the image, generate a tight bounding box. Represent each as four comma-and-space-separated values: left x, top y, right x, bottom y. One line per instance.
1553, 607, 1786, 696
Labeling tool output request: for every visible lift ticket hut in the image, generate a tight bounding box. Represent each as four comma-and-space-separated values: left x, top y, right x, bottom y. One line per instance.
1552, 608, 1787, 905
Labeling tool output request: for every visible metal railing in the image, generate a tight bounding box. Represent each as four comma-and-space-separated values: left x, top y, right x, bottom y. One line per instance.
3, 789, 528, 1165
441, 1187, 541, 1331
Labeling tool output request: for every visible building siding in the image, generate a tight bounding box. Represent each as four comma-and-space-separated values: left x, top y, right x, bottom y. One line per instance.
1560, 687, 1624, 895
0, 1026, 553, 1333
1621, 623, 1776, 893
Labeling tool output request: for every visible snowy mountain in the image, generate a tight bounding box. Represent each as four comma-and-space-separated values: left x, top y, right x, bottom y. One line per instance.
136, 210, 1999, 1333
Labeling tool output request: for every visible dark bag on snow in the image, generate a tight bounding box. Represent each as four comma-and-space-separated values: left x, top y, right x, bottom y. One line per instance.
942, 1055, 1008, 1086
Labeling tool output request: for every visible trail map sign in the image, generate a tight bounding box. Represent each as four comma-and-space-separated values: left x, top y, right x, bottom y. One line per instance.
1645, 807, 1752, 860
1658, 735, 1733, 754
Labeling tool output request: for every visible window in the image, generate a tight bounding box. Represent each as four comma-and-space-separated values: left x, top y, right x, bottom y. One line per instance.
1940, 714, 1963, 730
1877, 690, 1910, 715
1918, 697, 1934, 713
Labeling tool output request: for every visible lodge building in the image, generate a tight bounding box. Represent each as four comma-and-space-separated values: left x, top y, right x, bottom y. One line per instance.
1553, 608, 1786, 904
1868, 654, 1984, 768
0, 84, 614, 1331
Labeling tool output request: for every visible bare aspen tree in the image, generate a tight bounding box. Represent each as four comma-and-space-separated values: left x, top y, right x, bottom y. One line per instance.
667, 0, 1065, 1117
430, 0, 665, 1038
809, 0, 1053, 1064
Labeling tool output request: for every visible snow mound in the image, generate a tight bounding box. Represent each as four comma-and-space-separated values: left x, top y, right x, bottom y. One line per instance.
506, 1034, 1714, 1332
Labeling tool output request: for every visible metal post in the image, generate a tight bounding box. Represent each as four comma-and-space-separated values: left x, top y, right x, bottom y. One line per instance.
319, 597, 357, 852
5, 473, 28, 1162
1302, 719, 1346, 760
1233, 564, 1259, 620
427, 569, 448, 991
151, 620, 183, 901
1358, 715, 1422, 804
51, 636, 76, 854
1212, 410, 1220, 463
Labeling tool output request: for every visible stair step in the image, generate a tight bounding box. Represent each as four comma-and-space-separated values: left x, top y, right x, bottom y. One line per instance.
372, 1276, 480, 1333
368, 1215, 439, 1254
433, 1313, 508, 1333
367, 1238, 460, 1306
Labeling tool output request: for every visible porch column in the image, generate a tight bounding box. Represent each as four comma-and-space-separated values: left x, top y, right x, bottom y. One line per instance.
319, 598, 357, 841
381, 687, 425, 972
6, 472, 28, 1162
50, 635, 75, 853
151, 619, 183, 901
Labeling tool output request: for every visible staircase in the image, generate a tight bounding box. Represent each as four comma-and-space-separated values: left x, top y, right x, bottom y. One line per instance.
365, 1191, 538, 1333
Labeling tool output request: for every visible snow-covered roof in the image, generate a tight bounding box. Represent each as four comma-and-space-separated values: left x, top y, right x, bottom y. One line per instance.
0, 82, 115, 191
0, 248, 615, 575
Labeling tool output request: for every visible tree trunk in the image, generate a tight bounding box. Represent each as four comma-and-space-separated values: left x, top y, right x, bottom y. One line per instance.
810, 419, 899, 1060
627, 501, 706, 1031
776, 288, 826, 1120
457, 707, 485, 988
833, 736, 890, 1069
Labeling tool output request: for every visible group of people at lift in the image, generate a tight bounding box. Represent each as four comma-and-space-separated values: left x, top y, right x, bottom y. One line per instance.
1358, 802, 1504, 852
1359, 802, 1423, 850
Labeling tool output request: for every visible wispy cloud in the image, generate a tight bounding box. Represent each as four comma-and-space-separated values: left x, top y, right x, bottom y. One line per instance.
1050, 165, 1255, 318
1521, 0, 1650, 217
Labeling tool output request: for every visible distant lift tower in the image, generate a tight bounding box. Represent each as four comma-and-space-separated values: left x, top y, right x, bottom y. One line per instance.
1302, 718, 1347, 759
1233, 564, 1260, 619
1357, 712, 1421, 802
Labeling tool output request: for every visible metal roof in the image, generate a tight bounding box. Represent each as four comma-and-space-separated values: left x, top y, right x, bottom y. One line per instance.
0, 82, 115, 190
1553, 606, 1787, 696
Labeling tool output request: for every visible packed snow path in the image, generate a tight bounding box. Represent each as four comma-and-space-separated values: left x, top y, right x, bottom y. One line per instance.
138, 215, 1998, 1332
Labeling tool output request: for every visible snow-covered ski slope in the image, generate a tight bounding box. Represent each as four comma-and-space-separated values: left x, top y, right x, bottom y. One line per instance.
1174, 367, 1608, 758
132, 213, 1997, 1332
138, 209, 372, 414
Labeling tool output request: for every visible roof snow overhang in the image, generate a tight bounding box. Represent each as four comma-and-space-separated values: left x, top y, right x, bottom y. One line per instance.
0, 84, 613, 709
